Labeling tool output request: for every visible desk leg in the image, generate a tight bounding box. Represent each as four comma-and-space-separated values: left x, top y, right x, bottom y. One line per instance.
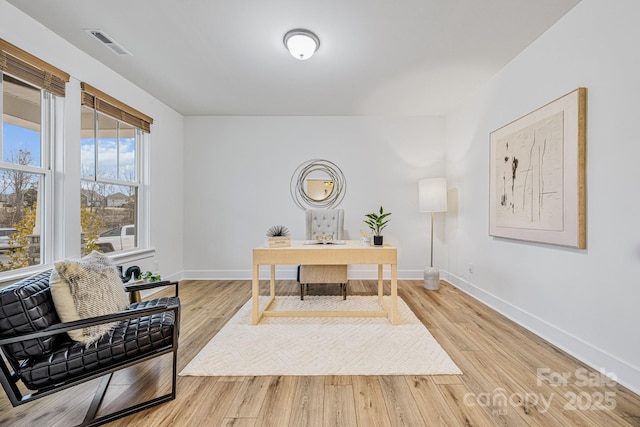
252, 263, 260, 325
377, 264, 384, 298
391, 263, 398, 325
270, 264, 276, 297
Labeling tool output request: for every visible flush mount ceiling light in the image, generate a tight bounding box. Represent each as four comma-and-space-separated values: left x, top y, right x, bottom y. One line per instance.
283, 29, 320, 60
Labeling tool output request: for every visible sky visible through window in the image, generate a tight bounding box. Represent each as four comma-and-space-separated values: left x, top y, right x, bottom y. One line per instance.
2, 123, 41, 165
81, 137, 136, 180
2, 123, 134, 179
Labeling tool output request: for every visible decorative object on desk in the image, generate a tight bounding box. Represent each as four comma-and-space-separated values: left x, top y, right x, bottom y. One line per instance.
363, 206, 391, 246
360, 230, 371, 246
489, 88, 586, 248
264, 224, 291, 247
267, 224, 290, 236
290, 159, 346, 209
419, 178, 448, 290
303, 237, 346, 245
315, 233, 333, 242
137, 271, 162, 282
179, 296, 461, 377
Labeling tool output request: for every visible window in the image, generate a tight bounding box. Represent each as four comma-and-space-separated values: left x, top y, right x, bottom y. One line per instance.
1, 75, 46, 272
0, 47, 66, 273
80, 83, 152, 255
80, 107, 140, 254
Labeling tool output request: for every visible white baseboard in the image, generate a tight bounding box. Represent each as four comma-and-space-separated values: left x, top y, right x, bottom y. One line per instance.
442, 271, 640, 396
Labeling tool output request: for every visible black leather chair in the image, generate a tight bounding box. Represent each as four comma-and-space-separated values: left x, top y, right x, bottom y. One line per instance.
0, 270, 180, 426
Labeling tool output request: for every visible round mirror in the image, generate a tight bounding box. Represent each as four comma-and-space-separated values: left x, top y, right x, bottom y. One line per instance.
290, 159, 346, 209
306, 179, 335, 201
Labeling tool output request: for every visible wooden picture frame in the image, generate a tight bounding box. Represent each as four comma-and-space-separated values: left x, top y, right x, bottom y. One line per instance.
489, 88, 586, 248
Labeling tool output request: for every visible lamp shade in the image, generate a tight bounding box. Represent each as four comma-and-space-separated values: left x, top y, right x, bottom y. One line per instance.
284, 29, 319, 60
419, 178, 448, 212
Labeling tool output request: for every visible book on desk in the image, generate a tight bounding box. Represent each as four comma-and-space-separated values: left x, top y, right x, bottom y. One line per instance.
303, 239, 346, 245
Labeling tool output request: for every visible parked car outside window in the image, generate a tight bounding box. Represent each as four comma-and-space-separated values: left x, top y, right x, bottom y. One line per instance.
95, 225, 135, 252
0, 228, 18, 253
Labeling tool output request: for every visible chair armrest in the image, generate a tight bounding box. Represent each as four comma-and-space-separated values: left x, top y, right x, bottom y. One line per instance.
0, 299, 180, 346
124, 280, 178, 297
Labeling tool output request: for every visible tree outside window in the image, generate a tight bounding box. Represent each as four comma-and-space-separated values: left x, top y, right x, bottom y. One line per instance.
80, 105, 139, 254
0, 73, 47, 272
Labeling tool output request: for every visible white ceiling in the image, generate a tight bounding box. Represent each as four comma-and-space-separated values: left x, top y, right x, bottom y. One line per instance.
7, 0, 581, 116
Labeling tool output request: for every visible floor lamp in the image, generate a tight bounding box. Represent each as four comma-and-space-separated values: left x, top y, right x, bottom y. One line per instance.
419, 178, 447, 290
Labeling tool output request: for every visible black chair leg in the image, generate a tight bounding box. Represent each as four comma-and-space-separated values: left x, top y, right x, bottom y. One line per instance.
82, 373, 112, 425
300, 282, 305, 300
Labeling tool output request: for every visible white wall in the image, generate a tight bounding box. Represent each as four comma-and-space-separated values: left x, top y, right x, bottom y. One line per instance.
445, 0, 640, 393
183, 116, 445, 279
0, 1, 185, 280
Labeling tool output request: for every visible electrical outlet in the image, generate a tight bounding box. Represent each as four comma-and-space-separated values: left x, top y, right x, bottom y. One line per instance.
468, 263, 474, 274
153, 261, 159, 271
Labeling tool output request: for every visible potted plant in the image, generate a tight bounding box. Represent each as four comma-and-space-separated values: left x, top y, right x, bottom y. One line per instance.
363, 206, 391, 246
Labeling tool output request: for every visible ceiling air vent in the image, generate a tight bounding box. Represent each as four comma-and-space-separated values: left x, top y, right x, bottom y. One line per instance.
85, 29, 132, 56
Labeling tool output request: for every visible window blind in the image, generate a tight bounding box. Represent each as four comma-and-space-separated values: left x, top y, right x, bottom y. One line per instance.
0, 38, 69, 97
81, 82, 153, 133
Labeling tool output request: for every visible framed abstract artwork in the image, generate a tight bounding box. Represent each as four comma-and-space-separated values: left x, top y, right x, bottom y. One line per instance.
489, 88, 586, 248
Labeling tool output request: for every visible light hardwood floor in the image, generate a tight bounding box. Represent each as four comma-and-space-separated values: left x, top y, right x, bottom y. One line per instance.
1, 279, 639, 426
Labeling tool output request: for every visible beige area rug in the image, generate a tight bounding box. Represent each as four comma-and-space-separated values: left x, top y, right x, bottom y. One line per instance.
179, 295, 462, 377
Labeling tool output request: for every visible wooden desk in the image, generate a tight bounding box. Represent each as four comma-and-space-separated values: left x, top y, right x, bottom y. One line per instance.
251, 240, 398, 325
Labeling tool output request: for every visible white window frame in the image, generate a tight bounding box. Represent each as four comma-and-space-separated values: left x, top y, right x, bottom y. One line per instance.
0, 73, 58, 280
80, 106, 152, 263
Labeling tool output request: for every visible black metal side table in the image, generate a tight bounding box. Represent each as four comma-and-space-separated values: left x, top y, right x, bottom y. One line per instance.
124, 280, 179, 303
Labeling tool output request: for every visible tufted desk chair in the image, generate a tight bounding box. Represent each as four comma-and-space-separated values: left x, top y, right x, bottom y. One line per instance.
298, 209, 348, 300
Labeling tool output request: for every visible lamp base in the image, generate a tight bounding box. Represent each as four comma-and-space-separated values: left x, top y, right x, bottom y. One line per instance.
423, 267, 440, 290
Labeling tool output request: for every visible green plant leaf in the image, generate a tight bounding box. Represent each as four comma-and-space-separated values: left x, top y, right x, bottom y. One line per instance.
362, 206, 392, 236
